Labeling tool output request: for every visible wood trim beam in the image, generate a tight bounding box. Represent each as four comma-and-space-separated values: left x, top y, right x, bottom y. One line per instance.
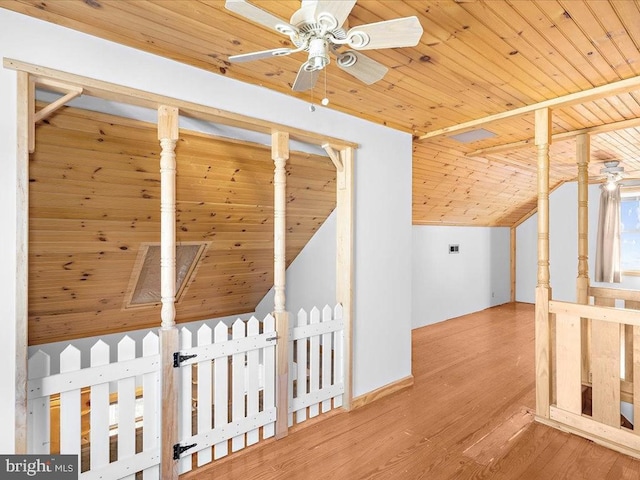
467, 117, 640, 158
158, 105, 179, 480
33, 88, 83, 124
4, 58, 357, 151
419, 74, 640, 141
322, 143, 343, 172
510, 227, 516, 303
337, 147, 354, 409
272, 130, 289, 440
15, 71, 30, 454
535, 108, 552, 420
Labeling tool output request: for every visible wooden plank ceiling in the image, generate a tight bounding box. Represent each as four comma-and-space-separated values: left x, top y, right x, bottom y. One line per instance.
30, 104, 335, 344
5, 0, 640, 226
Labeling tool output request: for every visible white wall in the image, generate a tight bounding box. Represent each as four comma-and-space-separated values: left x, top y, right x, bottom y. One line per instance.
255, 210, 337, 318
0, 9, 413, 451
412, 226, 511, 328
516, 181, 640, 303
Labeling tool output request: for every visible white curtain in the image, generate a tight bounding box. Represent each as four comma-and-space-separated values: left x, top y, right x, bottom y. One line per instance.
595, 184, 621, 283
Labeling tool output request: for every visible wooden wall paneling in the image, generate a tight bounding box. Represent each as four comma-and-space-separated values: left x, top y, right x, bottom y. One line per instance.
555, 312, 582, 414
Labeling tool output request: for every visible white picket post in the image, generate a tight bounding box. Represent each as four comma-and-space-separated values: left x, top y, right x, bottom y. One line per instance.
28, 350, 51, 454
117, 336, 137, 480
142, 332, 160, 480
90, 340, 111, 471
309, 307, 321, 418
196, 324, 213, 466
295, 309, 308, 424
246, 317, 260, 446
178, 327, 193, 474
231, 319, 246, 452
59, 345, 82, 456
262, 314, 276, 439
213, 321, 229, 459
333, 304, 345, 408
321, 306, 333, 413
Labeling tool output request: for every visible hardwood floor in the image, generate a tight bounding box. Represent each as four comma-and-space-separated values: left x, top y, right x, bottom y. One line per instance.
182, 302, 640, 479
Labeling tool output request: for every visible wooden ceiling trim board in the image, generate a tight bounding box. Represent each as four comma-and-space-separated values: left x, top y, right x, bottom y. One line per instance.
5, 59, 358, 150
467, 116, 640, 157
418, 72, 640, 140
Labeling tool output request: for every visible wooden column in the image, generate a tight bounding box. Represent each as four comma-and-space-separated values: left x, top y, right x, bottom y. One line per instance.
336, 147, 354, 410
576, 133, 591, 385
535, 107, 552, 419
510, 227, 516, 303
15, 71, 31, 453
272, 131, 289, 439
158, 105, 179, 480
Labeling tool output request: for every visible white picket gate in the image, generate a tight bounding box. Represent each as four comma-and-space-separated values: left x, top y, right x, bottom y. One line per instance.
26, 305, 344, 478
27, 333, 161, 479
289, 304, 344, 426
172, 315, 277, 473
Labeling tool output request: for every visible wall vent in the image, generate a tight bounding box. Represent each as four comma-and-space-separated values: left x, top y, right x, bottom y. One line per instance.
124, 242, 208, 308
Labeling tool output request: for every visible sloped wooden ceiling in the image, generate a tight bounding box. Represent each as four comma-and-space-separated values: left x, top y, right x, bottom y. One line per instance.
29, 103, 335, 345
4, 0, 640, 226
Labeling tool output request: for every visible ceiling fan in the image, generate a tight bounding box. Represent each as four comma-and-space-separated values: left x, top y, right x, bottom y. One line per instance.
224, 0, 424, 92
599, 161, 640, 190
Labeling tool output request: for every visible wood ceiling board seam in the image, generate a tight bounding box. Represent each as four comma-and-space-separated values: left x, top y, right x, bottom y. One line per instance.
480, 0, 595, 93
560, 0, 640, 79
610, 1, 640, 55
509, 0, 612, 85
424, 1, 573, 101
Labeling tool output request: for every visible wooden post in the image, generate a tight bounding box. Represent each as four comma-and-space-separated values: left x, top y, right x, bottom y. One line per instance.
576, 133, 591, 385
535, 107, 552, 419
272, 130, 289, 439
158, 105, 179, 480
336, 147, 354, 410
15, 71, 31, 453
510, 227, 516, 303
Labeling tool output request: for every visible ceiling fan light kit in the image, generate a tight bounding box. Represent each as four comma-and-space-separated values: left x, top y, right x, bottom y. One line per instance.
225, 0, 423, 92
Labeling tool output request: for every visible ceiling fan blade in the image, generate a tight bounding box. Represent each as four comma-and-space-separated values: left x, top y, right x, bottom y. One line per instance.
347, 16, 424, 50
225, 0, 298, 34
292, 65, 320, 92
228, 48, 293, 63
303, 0, 356, 28
337, 51, 388, 85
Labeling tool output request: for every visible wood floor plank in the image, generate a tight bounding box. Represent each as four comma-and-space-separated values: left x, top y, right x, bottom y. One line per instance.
181, 303, 640, 479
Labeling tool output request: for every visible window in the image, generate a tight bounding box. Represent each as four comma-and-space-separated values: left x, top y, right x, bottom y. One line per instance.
620, 190, 640, 273
124, 242, 209, 308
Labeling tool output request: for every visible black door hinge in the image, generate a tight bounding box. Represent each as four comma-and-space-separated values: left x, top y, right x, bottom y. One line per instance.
173, 442, 197, 460
173, 352, 197, 368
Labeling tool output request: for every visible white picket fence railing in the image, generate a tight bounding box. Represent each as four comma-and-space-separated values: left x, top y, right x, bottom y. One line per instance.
27, 333, 161, 480
289, 304, 344, 425
26, 305, 344, 479
173, 314, 277, 474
